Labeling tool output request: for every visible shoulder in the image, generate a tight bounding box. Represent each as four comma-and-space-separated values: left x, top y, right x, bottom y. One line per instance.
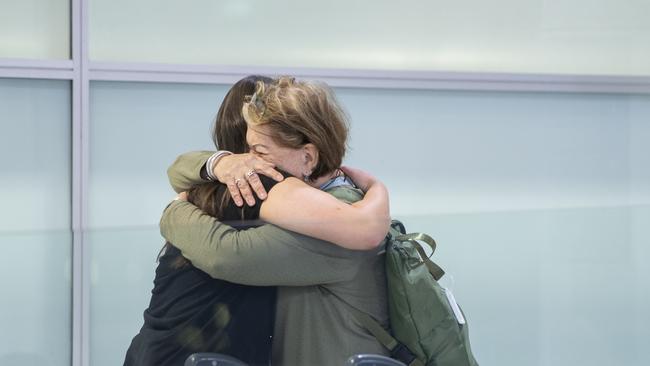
324, 186, 364, 204
258, 170, 293, 192
264, 176, 308, 196
263, 177, 363, 206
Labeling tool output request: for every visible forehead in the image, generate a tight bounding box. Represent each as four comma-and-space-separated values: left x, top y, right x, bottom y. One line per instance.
246, 125, 274, 146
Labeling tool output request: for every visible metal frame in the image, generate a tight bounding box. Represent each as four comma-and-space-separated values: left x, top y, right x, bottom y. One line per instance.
0, 59, 74, 79
1, 2, 650, 366
3, 58, 650, 94
70, 0, 90, 364
89, 61, 650, 93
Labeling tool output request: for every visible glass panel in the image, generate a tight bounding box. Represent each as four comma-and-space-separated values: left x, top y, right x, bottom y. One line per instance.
338, 88, 650, 366
90, 0, 650, 75
86, 80, 650, 366
88, 81, 229, 366
0, 0, 70, 59
0, 78, 71, 364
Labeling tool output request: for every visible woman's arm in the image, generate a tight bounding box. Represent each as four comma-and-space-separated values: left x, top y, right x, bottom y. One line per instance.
169, 152, 390, 249
160, 200, 367, 286
167, 151, 214, 193
167, 151, 283, 205
259, 169, 390, 251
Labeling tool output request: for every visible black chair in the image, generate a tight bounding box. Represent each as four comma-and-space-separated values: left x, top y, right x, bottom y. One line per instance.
184, 353, 248, 366
346, 354, 407, 366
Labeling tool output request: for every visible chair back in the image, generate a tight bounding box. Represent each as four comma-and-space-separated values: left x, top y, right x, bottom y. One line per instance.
346, 354, 407, 366
184, 353, 248, 366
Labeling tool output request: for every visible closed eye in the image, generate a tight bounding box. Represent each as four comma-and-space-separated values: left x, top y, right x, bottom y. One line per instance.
249, 144, 269, 156
250, 148, 267, 156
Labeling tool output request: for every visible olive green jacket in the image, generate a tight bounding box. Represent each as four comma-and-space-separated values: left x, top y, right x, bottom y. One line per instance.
161, 151, 389, 366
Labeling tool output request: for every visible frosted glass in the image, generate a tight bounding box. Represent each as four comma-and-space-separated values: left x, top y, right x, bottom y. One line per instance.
0, 0, 70, 59
88, 81, 230, 366
338, 88, 650, 366
340, 90, 647, 215
0, 79, 71, 365
90, 0, 650, 75
86, 80, 650, 366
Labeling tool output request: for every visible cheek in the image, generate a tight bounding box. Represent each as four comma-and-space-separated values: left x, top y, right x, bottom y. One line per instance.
262, 152, 284, 166
273, 150, 306, 176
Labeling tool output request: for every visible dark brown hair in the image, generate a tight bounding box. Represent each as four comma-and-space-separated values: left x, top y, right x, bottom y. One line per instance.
161, 75, 272, 267
212, 75, 274, 154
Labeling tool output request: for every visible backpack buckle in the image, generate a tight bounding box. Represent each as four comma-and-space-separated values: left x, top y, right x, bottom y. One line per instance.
391, 220, 407, 234
390, 342, 418, 365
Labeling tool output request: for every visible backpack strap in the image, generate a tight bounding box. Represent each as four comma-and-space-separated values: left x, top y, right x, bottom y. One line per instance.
321, 287, 424, 366
395, 232, 445, 281
390, 221, 444, 280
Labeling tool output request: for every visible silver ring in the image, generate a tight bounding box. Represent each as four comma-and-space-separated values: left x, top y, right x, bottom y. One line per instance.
234, 178, 242, 186
245, 170, 256, 178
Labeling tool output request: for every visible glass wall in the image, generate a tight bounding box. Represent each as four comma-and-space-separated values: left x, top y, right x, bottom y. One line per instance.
2, 0, 650, 365
0, 78, 72, 365
81, 81, 650, 366
0, 0, 70, 59
340, 89, 650, 366
87, 81, 229, 366
90, 0, 650, 75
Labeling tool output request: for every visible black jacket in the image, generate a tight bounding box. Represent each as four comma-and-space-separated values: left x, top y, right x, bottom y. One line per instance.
124, 176, 282, 366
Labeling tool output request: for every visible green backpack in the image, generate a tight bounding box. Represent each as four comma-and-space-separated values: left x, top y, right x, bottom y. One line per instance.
335, 220, 479, 366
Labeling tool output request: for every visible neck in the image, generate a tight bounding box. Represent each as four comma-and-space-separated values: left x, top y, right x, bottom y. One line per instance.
308, 169, 341, 189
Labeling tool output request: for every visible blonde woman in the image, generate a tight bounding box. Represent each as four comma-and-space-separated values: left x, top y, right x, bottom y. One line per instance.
162, 77, 390, 365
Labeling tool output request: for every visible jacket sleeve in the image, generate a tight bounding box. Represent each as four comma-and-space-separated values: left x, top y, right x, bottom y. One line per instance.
160, 200, 365, 286
167, 151, 214, 193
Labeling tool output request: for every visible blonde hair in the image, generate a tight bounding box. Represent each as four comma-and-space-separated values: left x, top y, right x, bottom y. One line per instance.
242, 77, 349, 181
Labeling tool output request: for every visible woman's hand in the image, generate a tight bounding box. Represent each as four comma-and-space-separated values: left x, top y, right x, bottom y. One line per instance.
340, 166, 378, 192
214, 153, 284, 206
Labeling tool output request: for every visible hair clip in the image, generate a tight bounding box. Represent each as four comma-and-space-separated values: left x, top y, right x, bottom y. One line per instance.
246, 91, 266, 118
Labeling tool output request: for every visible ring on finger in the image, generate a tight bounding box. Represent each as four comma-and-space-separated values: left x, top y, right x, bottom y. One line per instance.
245, 170, 256, 178
234, 178, 242, 186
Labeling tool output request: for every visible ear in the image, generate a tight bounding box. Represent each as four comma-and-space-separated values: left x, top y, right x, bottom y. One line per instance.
302, 143, 319, 172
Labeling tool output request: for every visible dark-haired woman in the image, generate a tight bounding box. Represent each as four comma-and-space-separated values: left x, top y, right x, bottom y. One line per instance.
162, 77, 391, 365
124, 176, 284, 365
124, 76, 390, 366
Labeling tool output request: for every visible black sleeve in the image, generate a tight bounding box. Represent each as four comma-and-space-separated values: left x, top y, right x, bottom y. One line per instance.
199, 163, 210, 181
224, 171, 292, 227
